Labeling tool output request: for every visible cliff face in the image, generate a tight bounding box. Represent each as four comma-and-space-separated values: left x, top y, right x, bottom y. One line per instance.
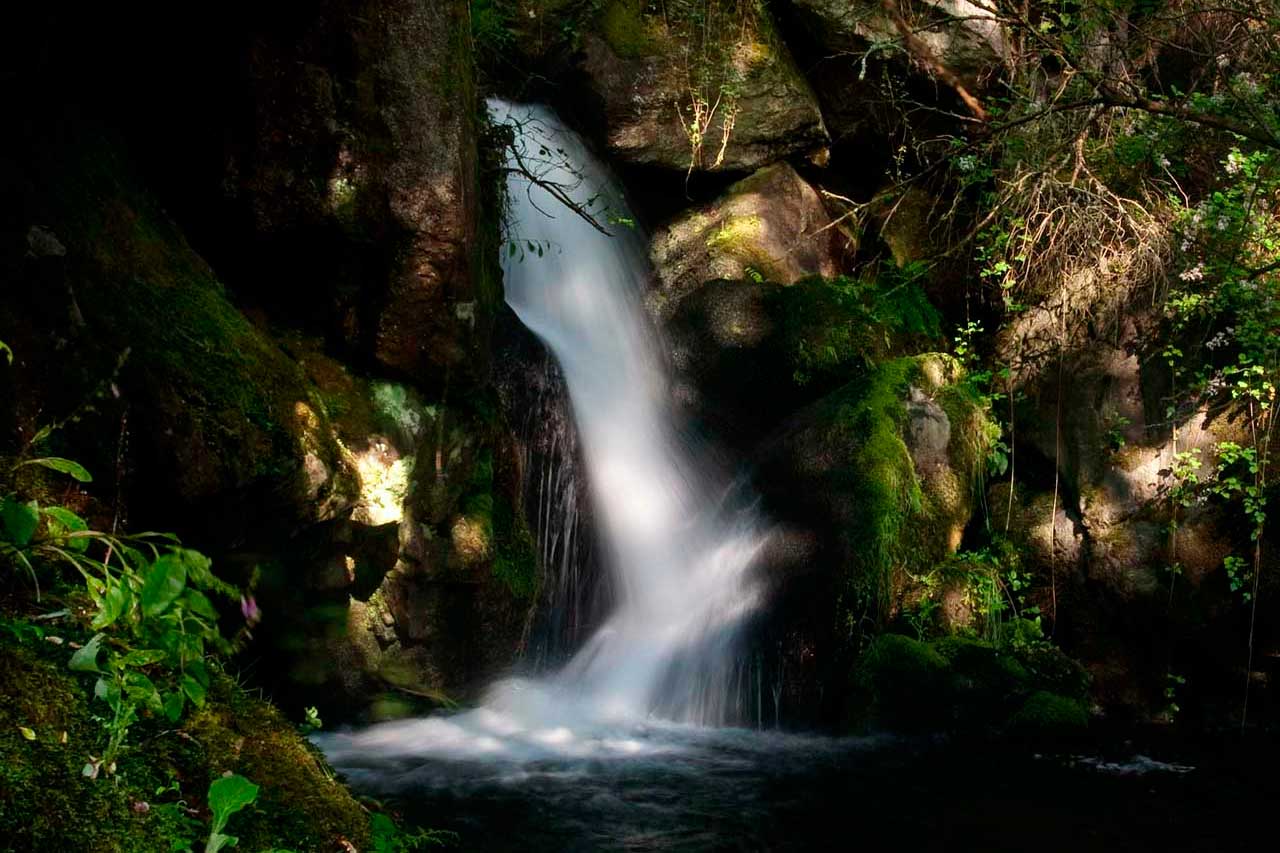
5, 0, 1277, 736
2, 0, 530, 723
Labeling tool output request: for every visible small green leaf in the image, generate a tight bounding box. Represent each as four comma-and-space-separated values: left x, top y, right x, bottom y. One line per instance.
41, 506, 89, 552
140, 553, 187, 617
69, 633, 106, 672
0, 340, 12, 365
181, 673, 207, 708
20, 457, 93, 483
91, 583, 130, 630
1, 498, 40, 547
121, 648, 167, 667
182, 589, 218, 621
162, 690, 185, 723
207, 774, 259, 834
18, 726, 36, 741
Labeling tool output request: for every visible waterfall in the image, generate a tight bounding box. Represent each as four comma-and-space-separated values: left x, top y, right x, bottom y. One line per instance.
318, 101, 772, 768
496, 100, 770, 724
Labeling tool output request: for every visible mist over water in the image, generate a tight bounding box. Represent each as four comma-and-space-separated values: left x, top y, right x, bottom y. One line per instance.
318, 100, 772, 770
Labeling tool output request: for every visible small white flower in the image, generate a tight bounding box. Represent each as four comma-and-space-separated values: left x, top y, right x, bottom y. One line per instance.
1216, 216, 1230, 231
1157, 155, 1171, 168
1179, 264, 1205, 282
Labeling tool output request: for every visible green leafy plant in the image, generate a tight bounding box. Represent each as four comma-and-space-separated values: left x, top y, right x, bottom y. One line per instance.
299, 705, 323, 735
1, 432, 241, 774
203, 774, 260, 853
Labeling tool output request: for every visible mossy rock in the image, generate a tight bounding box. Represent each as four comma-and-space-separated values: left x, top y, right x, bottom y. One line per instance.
820, 357, 987, 608
854, 633, 952, 729
0, 637, 370, 852
3, 129, 357, 543
649, 163, 840, 320
0, 642, 182, 852
936, 636, 1030, 696
1017, 643, 1092, 701
178, 678, 371, 851
1006, 690, 1089, 738
579, 0, 827, 172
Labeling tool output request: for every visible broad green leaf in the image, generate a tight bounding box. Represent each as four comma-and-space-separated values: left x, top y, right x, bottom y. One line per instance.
0, 340, 11, 365
207, 774, 259, 834
181, 673, 207, 708
69, 633, 106, 672
1, 498, 40, 547
91, 583, 130, 630
18, 726, 35, 741
20, 457, 92, 483
141, 553, 187, 617
41, 506, 89, 552
125, 671, 163, 711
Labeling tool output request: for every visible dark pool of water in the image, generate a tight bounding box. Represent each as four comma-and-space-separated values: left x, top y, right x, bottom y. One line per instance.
329, 726, 1277, 852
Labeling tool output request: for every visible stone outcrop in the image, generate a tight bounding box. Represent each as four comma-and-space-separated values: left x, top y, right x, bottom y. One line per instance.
222, 0, 488, 387
575, 0, 828, 173
788, 0, 1006, 89
757, 353, 991, 609
1, 133, 358, 546
649, 162, 843, 319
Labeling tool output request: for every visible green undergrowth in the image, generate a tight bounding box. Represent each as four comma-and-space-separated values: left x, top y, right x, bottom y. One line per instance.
0, 633, 372, 852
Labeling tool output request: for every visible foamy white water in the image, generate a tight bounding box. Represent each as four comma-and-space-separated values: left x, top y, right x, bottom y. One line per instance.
319, 101, 771, 767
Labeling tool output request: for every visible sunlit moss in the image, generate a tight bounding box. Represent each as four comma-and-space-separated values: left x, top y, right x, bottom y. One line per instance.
599, 0, 663, 58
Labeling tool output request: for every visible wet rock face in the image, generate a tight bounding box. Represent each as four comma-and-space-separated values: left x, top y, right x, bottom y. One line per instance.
574, 2, 827, 173
225, 0, 484, 388
649, 163, 842, 319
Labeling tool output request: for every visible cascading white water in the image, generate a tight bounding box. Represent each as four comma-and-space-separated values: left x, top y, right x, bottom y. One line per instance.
495, 100, 769, 724
319, 101, 771, 767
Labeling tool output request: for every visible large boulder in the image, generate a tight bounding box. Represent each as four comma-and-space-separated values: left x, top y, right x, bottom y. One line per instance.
757, 354, 994, 620
649, 162, 843, 318
575, 0, 828, 173
788, 0, 1006, 89
220, 0, 489, 388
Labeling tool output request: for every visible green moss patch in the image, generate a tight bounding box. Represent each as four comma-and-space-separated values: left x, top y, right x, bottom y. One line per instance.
850, 630, 1090, 737
599, 0, 664, 58
0, 637, 369, 852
